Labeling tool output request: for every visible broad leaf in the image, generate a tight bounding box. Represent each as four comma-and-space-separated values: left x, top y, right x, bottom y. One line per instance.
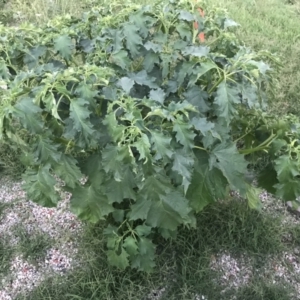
214, 82, 240, 125
22, 165, 59, 207
69, 184, 114, 223
173, 117, 196, 149
123, 23, 143, 57
53, 35, 74, 60
172, 149, 194, 193
107, 248, 129, 270
150, 131, 173, 160
187, 150, 228, 212
211, 142, 248, 195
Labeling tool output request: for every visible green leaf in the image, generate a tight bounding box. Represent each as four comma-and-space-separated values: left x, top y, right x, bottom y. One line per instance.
144, 41, 162, 53
274, 155, 300, 182
64, 98, 96, 147
123, 23, 143, 57
187, 150, 228, 212
211, 142, 248, 195
24, 46, 47, 68
107, 248, 129, 270
176, 23, 192, 41
143, 52, 160, 72
224, 18, 239, 29
117, 77, 135, 94
214, 82, 240, 125
111, 50, 131, 70
79, 38, 94, 53
149, 88, 165, 104
132, 133, 151, 162
176, 61, 195, 86
246, 185, 262, 210
54, 154, 82, 188
184, 86, 210, 113
123, 236, 138, 256
34, 136, 61, 163
191, 117, 215, 136
69, 184, 114, 223
129, 10, 153, 38
112, 209, 124, 222
275, 180, 300, 201
257, 163, 278, 194
131, 237, 156, 272
150, 131, 173, 160
103, 112, 126, 143
22, 165, 59, 207
146, 191, 193, 230
107, 29, 123, 52
105, 166, 137, 203
129, 70, 158, 89
131, 253, 156, 272
178, 10, 194, 21
240, 83, 258, 108
75, 82, 98, 100
128, 197, 152, 221
173, 117, 196, 149
193, 60, 218, 80
249, 60, 270, 75
102, 144, 131, 181
135, 224, 152, 236
141, 173, 173, 197
172, 149, 194, 193
53, 35, 74, 60
14, 97, 44, 133
182, 46, 210, 57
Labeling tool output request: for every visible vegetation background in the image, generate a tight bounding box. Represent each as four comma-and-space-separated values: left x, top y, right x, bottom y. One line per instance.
1, 0, 300, 299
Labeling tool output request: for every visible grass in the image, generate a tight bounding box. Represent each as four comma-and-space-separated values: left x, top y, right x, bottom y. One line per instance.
1, 0, 300, 299
13, 226, 52, 264
0, 237, 14, 278
12, 200, 296, 300
212, 0, 300, 115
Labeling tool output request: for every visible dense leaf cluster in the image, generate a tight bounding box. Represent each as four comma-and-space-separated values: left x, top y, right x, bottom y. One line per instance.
0, 0, 298, 271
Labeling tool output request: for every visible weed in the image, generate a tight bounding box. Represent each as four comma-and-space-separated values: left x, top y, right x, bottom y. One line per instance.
13, 227, 52, 264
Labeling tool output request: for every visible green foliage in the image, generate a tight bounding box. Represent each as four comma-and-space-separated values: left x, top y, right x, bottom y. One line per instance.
0, 0, 297, 271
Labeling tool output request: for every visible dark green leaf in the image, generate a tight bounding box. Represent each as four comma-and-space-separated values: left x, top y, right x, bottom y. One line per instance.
22, 165, 59, 207
172, 149, 194, 193
143, 52, 160, 72
275, 180, 300, 201
211, 142, 248, 195
274, 155, 300, 182
54, 154, 82, 188
123, 23, 143, 57
144, 41, 162, 53
53, 35, 74, 60
111, 50, 131, 70
70, 184, 114, 223
123, 236, 138, 256
146, 191, 193, 230
107, 248, 129, 270
187, 150, 228, 212
173, 117, 196, 149
117, 77, 135, 94
182, 46, 210, 57
191, 117, 215, 136
149, 88, 165, 104
150, 131, 173, 160
129, 70, 158, 89
214, 82, 240, 125
257, 163, 278, 194
184, 86, 210, 113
